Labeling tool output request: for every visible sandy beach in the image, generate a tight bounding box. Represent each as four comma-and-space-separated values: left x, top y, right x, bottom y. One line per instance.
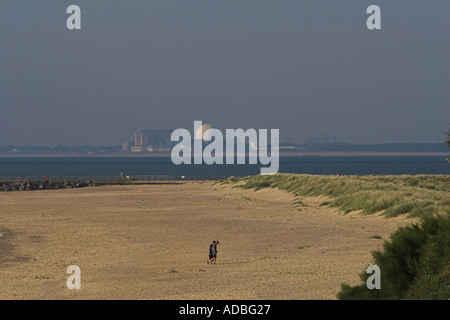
0, 181, 414, 300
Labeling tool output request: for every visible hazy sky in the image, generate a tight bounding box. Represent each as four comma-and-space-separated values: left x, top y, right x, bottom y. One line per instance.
0, 0, 449, 146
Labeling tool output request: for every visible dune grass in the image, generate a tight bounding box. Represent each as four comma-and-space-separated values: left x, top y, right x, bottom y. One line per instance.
222, 173, 450, 218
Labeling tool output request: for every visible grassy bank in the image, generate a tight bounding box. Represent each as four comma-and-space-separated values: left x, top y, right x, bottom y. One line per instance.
221, 174, 450, 299
222, 174, 449, 218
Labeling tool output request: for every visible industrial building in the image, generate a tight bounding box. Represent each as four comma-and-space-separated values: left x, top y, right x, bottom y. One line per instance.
121, 129, 174, 153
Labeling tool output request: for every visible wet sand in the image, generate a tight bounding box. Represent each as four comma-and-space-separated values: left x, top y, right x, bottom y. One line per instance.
0, 181, 413, 299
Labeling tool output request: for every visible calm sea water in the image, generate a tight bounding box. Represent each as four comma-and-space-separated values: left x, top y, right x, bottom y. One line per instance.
0, 156, 448, 179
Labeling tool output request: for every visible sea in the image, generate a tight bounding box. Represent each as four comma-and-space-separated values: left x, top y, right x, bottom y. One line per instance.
0, 156, 448, 180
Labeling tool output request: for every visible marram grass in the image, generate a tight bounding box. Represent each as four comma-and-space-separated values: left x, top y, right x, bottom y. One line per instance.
222, 173, 450, 218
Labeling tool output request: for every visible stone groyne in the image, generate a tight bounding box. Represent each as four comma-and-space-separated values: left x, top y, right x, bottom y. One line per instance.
0, 180, 96, 192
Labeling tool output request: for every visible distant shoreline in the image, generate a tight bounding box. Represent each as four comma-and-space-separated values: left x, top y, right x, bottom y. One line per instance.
0, 151, 448, 158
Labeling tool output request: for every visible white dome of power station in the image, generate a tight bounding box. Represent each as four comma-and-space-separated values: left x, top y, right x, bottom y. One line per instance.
195, 124, 214, 141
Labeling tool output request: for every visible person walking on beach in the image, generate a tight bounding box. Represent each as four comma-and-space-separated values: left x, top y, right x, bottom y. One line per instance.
208, 240, 216, 264
212, 240, 220, 264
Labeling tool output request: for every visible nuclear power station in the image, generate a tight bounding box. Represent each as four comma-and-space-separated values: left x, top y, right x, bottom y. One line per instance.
122, 129, 174, 153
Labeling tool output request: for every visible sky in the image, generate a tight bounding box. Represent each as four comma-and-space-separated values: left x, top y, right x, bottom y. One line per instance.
0, 0, 449, 146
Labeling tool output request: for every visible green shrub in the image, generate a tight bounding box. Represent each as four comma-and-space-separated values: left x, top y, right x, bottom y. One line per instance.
338, 214, 450, 299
